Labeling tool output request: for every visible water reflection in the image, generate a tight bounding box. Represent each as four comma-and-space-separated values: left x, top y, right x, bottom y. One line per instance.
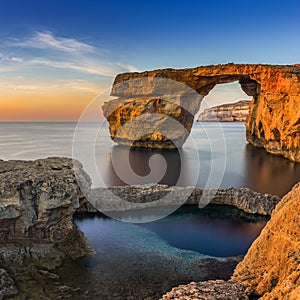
243, 144, 300, 197
138, 205, 268, 257
104, 145, 196, 187
103, 130, 300, 197
1, 122, 299, 197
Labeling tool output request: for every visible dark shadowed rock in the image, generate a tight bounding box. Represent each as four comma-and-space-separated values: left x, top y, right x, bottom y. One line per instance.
0, 268, 18, 300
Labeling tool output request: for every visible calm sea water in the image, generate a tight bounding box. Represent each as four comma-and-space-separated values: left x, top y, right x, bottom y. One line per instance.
1, 121, 299, 197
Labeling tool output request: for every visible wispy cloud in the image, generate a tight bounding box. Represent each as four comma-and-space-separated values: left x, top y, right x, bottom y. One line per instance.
0, 77, 102, 94
0, 31, 137, 79
0, 52, 23, 63
27, 57, 135, 77
8, 31, 95, 54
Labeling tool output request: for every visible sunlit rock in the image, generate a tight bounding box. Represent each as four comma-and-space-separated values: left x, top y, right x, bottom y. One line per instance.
197, 100, 250, 122
103, 64, 300, 161
232, 182, 300, 299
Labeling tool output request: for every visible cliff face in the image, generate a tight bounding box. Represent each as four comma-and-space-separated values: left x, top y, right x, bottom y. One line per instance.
232, 182, 300, 299
0, 157, 92, 266
197, 100, 250, 122
103, 64, 300, 161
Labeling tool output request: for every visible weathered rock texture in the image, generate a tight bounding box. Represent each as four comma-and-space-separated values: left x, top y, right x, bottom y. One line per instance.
0, 268, 18, 299
197, 100, 250, 122
103, 95, 202, 149
232, 182, 300, 299
161, 280, 248, 300
0, 157, 92, 267
103, 64, 300, 161
84, 184, 280, 216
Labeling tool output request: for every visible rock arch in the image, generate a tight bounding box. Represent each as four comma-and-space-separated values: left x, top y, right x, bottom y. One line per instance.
103, 64, 300, 162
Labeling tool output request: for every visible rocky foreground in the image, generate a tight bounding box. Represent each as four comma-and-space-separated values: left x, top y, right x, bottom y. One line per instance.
0, 157, 299, 299
197, 100, 250, 122
0, 157, 93, 299
162, 182, 300, 300
83, 184, 280, 216
104, 64, 300, 162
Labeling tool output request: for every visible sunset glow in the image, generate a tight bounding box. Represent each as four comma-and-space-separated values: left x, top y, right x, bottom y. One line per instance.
0, 0, 299, 121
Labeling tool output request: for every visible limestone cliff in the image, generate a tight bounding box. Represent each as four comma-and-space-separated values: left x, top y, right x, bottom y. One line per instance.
232, 182, 300, 299
197, 100, 250, 122
103, 64, 300, 161
0, 157, 92, 266
0, 157, 93, 298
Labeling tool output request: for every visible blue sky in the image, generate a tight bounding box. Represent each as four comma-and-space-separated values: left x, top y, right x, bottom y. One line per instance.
0, 0, 299, 120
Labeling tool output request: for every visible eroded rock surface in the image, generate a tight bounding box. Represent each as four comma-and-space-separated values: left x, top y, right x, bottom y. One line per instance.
0, 157, 90, 246
197, 100, 250, 122
103, 64, 300, 161
161, 280, 248, 300
85, 184, 280, 216
0, 157, 92, 298
0, 158, 91, 268
0, 268, 17, 300
232, 182, 300, 299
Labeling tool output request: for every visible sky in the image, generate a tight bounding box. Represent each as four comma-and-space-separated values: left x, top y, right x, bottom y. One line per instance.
0, 0, 299, 121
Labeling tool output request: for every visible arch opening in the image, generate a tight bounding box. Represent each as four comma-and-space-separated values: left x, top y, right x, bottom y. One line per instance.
195, 81, 253, 122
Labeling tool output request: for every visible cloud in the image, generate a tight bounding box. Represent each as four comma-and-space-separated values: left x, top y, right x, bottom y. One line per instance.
0, 77, 102, 94
8, 31, 95, 54
27, 57, 133, 77
0, 52, 23, 64
0, 32, 137, 78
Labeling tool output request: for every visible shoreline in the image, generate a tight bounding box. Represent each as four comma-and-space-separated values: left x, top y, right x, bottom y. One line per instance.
78, 184, 281, 216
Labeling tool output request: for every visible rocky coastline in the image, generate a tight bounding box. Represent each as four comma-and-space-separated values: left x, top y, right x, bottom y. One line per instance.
0, 157, 93, 299
197, 100, 250, 122
0, 157, 298, 299
80, 184, 280, 216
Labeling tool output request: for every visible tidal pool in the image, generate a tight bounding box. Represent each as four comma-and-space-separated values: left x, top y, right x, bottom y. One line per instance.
55, 205, 268, 299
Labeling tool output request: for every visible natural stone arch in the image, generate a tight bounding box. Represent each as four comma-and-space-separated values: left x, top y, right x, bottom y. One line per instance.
103, 64, 300, 162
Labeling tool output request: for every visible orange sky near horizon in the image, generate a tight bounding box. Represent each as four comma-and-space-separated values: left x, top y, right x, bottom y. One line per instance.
0, 90, 101, 121
0, 81, 252, 122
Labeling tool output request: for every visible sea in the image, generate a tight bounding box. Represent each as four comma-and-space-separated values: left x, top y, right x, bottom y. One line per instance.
1, 121, 299, 197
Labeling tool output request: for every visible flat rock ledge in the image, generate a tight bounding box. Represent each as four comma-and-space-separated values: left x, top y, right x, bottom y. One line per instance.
160, 280, 249, 300
81, 184, 281, 216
